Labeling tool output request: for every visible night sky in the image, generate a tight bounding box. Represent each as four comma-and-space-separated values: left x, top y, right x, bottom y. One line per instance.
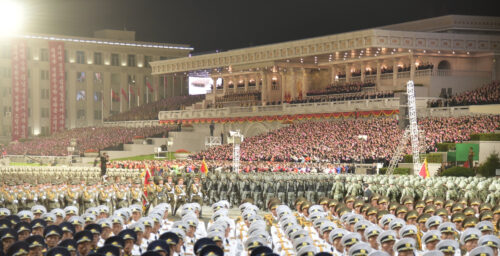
22, 0, 500, 53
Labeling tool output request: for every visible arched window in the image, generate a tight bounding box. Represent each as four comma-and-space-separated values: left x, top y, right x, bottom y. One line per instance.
437, 60, 451, 70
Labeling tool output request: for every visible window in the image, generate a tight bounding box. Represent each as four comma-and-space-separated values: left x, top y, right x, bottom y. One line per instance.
94, 91, 102, 101
41, 88, 49, 99
94, 110, 102, 120
94, 52, 102, 65
76, 51, 85, 64
40, 70, 49, 80
111, 54, 120, 66
40, 49, 49, 61
127, 54, 136, 67
111, 73, 120, 85
77, 72, 86, 82
76, 90, 86, 101
159, 56, 168, 60
77, 109, 86, 119
94, 72, 103, 83
41, 127, 49, 135
144, 56, 152, 67
41, 108, 49, 118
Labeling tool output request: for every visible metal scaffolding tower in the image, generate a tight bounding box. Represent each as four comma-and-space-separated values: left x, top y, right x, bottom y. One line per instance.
387, 80, 421, 174
228, 130, 244, 172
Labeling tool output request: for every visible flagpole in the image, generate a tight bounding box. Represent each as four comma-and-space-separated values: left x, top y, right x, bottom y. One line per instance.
110, 89, 113, 111
128, 84, 131, 109
101, 90, 104, 123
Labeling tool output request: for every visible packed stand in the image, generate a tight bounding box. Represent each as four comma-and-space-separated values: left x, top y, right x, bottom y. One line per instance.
429, 81, 500, 107
291, 91, 394, 104
105, 95, 205, 122
215, 91, 261, 103
192, 115, 500, 163
307, 83, 376, 97
4, 126, 171, 156
0, 170, 498, 256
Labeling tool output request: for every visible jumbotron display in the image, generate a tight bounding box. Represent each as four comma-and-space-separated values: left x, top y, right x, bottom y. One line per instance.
188, 76, 213, 95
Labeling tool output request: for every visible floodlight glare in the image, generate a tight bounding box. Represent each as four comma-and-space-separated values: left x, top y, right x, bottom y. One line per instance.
0, 0, 24, 36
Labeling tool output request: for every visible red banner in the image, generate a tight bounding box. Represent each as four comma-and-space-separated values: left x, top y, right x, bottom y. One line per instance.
11, 40, 29, 141
121, 88, 129, 101
49, 41, 66, 134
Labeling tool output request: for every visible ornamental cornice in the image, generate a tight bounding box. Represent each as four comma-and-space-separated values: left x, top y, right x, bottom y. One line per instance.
151, 29, 500, 75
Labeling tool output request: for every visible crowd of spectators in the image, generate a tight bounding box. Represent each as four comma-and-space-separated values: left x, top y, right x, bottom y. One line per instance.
429, 81, 500, 107
105, 95, 205, 121
306, 82, 375, 96
4, 126, 172, 156
192, 115, 500, 164
290, 90, 394, 104
108, 159, 355, 174
215, 91, 261, 103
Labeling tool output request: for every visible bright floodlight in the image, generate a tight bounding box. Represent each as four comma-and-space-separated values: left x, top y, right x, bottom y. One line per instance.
0, 0, 24, 36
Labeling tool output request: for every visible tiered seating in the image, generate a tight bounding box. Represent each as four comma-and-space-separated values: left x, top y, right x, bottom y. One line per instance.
306, 82, 375, 96
105, 95, 205, 121
291, 90, 394, 104
192, 115, 500, 163
5, 126, 172, 156
429, 81, 500, 107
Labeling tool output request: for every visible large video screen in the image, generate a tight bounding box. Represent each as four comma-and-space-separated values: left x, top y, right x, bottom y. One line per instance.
188, 77, 213, 95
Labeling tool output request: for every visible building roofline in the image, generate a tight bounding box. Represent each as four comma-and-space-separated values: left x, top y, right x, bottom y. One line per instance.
14, 32, 194, 51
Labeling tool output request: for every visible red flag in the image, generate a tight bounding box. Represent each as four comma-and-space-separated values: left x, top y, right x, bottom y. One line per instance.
142, 166, 152, 206
121, 88, 129, 101
111, 90, 120, 101
146, 81, 154, 92
419, 158, 429, 179
129, 85, 135, 96
201, 158, 208, 173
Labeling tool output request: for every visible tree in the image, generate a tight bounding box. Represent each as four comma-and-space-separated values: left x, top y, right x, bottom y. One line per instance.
478, 151, 500, 177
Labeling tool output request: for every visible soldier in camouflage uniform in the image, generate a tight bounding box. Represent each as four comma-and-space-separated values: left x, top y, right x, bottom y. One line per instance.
330, 176, 345, 201
263, 176, 276, 208
228, 174, 239, 205
276, 175, 287, 205
286, 175, 298, 208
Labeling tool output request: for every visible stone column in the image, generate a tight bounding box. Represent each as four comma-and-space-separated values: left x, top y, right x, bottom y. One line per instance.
393, 58, 398, 87
233, 76, 237, 93
86, 72, 94, 126
222, 75, 227, 95
211, 76, 217, 95
290, 69, 296, 100
345, 64, 351, 83
410, 54, 416, 81
279, 71, 286, 102
376, 61, 381, 88
244, 76, 249, 92
260, 71, 267, 104
302, 68, 308, 97
330, 66, 336, 84
361, 62, 366, 83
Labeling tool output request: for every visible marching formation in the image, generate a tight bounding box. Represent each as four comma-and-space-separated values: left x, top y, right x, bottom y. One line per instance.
1, 166, 499, 256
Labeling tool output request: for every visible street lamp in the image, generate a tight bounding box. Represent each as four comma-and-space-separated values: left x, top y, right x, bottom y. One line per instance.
0, 0, 24, 37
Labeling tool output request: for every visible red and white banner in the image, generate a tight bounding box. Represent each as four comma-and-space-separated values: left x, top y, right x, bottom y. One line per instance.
11, 40, 29, 141
49, 41, 66, 133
